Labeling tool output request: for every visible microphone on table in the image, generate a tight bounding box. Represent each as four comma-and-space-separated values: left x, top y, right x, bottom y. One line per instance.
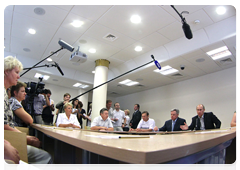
54, 62, 64, 76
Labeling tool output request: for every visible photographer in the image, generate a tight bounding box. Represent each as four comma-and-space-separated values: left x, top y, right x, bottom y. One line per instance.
24, 82, 51, 124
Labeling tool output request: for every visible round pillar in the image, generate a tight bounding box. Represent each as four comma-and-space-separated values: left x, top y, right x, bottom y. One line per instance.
91, 59, 110, 122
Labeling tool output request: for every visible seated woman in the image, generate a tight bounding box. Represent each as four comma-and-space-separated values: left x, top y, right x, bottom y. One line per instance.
56, 102, 81, 128
9, 81, 33, 127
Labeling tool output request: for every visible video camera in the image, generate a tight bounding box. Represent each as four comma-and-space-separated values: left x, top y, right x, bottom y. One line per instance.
25, 77, 48, 96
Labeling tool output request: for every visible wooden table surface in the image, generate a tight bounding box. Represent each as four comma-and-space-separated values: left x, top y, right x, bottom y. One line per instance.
31, 124, 236, 164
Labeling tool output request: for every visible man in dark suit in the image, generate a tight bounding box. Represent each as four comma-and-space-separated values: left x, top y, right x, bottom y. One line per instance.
153, 109, 186, 131
129, 104, 141, 129
180, 104, 221, 130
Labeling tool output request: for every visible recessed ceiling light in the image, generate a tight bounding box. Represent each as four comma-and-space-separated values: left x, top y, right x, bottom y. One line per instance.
92, 71, 95, 74
119, 79, 139, 86
154, 65, 178, 75
206, 46, 232, 60
89, 48, 96, 53
71, 20, 84, 27
46, 58, 52, 62
73, 83, 82, 87
119, 79, 131, 84
135, 46, 142, 52
79, 84, 89, 89
34, 73, 50, 80
216, 6, 226, 15
130, 15, 141, 24
28, 28, 36, 34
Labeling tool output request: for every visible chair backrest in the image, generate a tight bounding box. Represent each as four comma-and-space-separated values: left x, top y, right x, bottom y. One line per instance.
4, 130, 28, 163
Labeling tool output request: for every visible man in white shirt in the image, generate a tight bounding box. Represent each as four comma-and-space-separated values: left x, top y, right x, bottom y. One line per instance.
129, 111, 155, 132
112, 102, 126, 131
91, 108, 114, 131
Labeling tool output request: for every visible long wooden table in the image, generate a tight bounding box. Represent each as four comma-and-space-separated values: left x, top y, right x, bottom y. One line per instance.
31, 124, 236, 164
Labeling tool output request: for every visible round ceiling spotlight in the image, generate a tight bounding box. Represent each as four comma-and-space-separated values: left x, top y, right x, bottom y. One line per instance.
216, 6, 226, 15
34, 7, 46, 15
130, 15, 141, 24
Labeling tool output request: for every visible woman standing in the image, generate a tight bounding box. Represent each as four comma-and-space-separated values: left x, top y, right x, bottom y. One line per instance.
71, 98, 79, 117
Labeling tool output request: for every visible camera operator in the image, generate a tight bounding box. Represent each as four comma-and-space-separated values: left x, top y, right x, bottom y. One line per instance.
24, 84, 51, 124
42, 89, 55, 125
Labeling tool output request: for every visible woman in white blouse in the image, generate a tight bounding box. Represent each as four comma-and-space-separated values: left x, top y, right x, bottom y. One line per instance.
56, 102, 81, 128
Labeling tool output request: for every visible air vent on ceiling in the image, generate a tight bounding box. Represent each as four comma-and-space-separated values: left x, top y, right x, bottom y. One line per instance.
219, 58, 233, 65
171, 73, 183, 77
103, 33, 118, 41
136, 84, 144, 88
110, 92, 118, 95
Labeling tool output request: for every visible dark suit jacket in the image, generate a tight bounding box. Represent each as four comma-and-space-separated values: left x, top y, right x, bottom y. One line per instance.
130, 110, 141, 129
159, 117, 186, 131
188, 112, 221, 130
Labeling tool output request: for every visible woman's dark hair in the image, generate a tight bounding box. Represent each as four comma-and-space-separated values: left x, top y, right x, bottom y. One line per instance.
72, 98, 79, 108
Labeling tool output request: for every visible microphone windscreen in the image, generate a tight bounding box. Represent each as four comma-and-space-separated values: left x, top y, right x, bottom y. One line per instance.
58, 40, 74, 52
55, 62, 64, 76
154, 60, 161, 70
182, 22, 193, 39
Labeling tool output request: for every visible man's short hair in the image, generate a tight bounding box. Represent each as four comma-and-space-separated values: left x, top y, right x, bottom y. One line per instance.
10, 81, 26, 97
114, 102, 120, 107
135, 104, 140, 109
100, 108, 108, 115
142, 111, 149, 116
4, 56, 23, 72
196, 104, 205, 110
64, 93, 71, 98
171, 108, 179, 114
106, 100, 112, 104
45, 89, 51, 95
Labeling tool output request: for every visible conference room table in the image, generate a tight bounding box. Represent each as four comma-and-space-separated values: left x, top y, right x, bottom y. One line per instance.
31, 124, 236, 164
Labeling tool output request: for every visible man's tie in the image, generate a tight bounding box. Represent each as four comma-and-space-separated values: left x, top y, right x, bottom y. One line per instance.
172, 121, 175, 131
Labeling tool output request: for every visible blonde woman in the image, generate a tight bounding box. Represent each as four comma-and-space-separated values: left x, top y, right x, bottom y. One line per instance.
56, 102, 81, 128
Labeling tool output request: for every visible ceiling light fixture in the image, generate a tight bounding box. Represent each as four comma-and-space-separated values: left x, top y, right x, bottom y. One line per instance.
46, 58, 52, 62
71, 20, 84, 27
89, 48, 96, 53
119, 79, 139, 86
73, 83, 82, 87
154, 65, 179, 75
130, 15, 141, 24
216, 6, 226, 15
206, 46, 232, 60
28, 28, 36, 34
134, 46, 142, 52
34, 73, 50, 80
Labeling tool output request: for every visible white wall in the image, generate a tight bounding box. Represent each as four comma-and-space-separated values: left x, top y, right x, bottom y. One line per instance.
115, 67, 236, 129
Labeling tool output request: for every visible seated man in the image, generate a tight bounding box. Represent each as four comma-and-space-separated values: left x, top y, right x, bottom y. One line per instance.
129, 111, 155, 132
154, 109, 186, 132
91, 108, 114, 131
180, 104, 221, 130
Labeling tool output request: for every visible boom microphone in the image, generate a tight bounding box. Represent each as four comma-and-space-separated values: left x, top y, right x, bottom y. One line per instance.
54, 62, 64, 76
171, 5, 193, 40
58, 40, 74, 52
182, 20, 193, 39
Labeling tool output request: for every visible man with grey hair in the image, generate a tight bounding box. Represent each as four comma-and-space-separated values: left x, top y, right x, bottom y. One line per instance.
154, 109, 186, 132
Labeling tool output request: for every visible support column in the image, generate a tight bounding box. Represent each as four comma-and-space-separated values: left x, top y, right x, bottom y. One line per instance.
91, 59, 110, 122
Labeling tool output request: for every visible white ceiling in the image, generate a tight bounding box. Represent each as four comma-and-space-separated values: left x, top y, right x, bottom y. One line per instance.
4, 5, 236, 97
